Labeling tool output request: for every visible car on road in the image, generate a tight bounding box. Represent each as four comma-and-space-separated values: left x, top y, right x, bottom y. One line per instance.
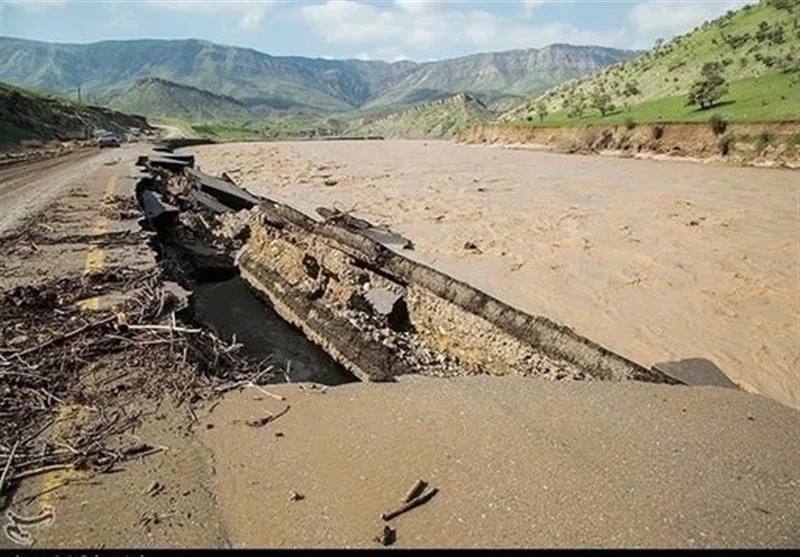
98, 132, 120, 148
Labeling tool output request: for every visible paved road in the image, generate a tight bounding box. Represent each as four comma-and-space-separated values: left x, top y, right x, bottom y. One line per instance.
0, 146, 141, 234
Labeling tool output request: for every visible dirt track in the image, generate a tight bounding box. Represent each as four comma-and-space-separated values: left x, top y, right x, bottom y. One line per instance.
190, 139, 800, 410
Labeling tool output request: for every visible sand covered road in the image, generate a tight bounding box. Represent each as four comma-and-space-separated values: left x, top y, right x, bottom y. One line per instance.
201, 376, 800, 548
189, 140, 800, 409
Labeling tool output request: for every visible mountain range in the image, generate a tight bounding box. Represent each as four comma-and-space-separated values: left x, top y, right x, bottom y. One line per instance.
0, 37, 635, 118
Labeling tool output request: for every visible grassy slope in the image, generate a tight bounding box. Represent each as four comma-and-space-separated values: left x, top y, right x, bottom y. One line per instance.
0, 82, 148, 148
525, 72, 799, 126
346, 94, 494, 138
104, 78, 253, 123
507, 0, 800, 126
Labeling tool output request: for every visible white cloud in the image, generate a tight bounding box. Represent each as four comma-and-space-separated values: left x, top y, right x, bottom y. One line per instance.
301, 0, 402, 42
150, 0, 272, 31
629, 0, 752, 42
300, 0, 632, 58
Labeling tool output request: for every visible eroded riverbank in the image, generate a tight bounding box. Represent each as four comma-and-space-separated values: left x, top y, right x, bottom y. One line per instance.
188, 139, 800, 409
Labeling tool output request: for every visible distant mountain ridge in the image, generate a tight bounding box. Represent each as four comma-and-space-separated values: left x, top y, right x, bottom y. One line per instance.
0, 36, 635, 117
102, 77, 252, 122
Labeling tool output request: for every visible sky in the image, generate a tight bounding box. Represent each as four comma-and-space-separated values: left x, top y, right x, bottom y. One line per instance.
1, 0, 752, 62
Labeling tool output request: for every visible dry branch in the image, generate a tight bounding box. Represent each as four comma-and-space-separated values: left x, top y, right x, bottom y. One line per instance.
381, 487, 439, 521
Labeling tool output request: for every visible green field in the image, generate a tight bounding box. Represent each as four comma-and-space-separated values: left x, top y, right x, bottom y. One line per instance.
520, 71, 799, 127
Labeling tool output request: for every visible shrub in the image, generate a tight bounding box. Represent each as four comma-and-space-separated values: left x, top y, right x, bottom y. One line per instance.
651, 123, 664, 140
755, 130, 772, 151
624, 117, 636, 130
709, 114, 727, 135
718, 133, 736, 155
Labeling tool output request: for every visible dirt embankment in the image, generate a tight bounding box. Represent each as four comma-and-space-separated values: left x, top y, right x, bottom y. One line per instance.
459, 121, 800, 167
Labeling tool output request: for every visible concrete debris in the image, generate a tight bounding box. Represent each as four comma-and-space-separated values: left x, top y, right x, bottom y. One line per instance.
185, 167, 260, 211
140, 190, 179, 228
363, 288, 411, 332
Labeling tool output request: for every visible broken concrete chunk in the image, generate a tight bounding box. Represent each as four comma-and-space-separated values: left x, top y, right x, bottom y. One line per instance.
365, 288, 402, 317
652, 358, 738, 389
349, 288, 412, 332
140, 190, 179, 228
185, 167, 260, 211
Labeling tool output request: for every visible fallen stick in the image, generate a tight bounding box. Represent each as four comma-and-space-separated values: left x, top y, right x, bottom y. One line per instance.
0, 441, 19, 494
20, 418, 56, 446
402, 479, 428, 503
245, 405, 291, 427
14, 315, 117, 358
249, 384, 286, 401
381, 487, 438, 521
126, 324, 202, 334
214, 380, 250, 393
8, 463, 73, 483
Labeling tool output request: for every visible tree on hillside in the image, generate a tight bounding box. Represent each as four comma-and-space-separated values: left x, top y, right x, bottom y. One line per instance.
686, 62, 729, 110
565, 93, 586, 119
534, 100, 549, 123
622, 81, 641, 111
590, 90, 614, 116
767, 0, 796, 11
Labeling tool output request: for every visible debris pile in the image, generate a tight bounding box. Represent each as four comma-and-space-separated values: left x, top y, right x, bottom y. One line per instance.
0, 266, 272, 500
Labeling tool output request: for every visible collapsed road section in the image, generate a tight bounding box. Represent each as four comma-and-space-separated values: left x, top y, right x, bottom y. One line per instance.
137, 147, 681, 385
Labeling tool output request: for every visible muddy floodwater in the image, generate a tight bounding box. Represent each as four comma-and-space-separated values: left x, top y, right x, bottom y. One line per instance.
190, 139, 800, 409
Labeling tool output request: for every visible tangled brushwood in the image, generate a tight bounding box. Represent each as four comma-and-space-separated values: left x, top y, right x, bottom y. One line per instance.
0, 266, 274, 500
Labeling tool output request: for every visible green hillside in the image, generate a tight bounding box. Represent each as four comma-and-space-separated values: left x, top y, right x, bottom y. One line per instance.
0, 82, 148, 149
506, 0, 800, 125
346, 93, 494, 138
103, 78, 253, 123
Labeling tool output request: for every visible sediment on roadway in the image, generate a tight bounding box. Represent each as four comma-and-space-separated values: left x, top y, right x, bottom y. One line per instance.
136, 147, 683, 385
